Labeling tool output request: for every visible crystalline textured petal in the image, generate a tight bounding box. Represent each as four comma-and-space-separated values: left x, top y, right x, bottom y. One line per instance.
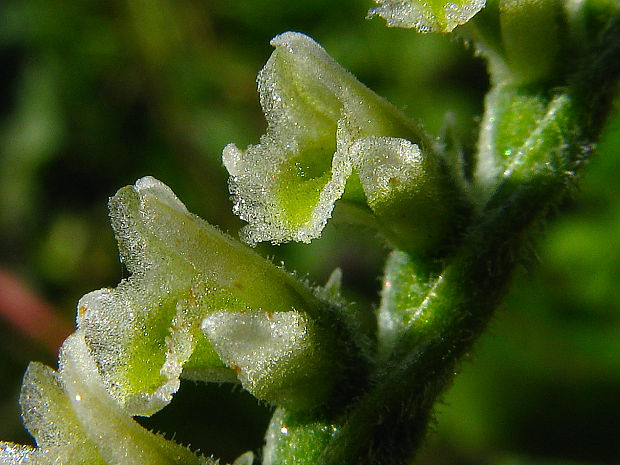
16, 361, 105, 464
0, 443, 36, 464
369, 0, 485, 33
350, 137, 424, 206
202, 310, 310, 394
201, 308, 337, 410
57, 332, 213, 465
77, 178, 236, 416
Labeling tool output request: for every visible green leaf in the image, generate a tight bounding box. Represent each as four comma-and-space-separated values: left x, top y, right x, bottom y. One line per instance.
475, 85, 548, 196
377, 250, 435, 354
475, 86, 579, 204
369, 0, 486, 33
262, 408, 339, 465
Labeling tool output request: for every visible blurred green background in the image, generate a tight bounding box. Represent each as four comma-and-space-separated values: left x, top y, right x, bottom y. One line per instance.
0, 1, 618, 464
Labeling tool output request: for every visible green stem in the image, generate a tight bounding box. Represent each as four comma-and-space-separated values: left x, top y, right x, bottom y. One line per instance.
322, 158, 573, 465
320, 92, 583, 464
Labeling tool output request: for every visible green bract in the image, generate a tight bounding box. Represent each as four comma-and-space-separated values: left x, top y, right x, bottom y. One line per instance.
369, 0, 486, 32
377, 250, 434, 355
262, 408, 340, 465
475, 87, 575, 199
